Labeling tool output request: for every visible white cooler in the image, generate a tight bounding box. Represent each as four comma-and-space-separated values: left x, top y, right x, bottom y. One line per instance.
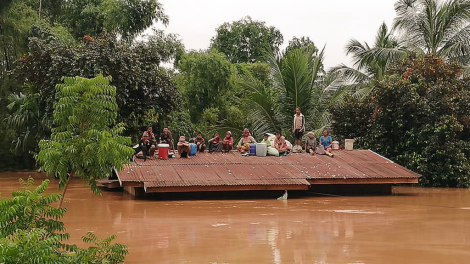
256, 143, 267, 157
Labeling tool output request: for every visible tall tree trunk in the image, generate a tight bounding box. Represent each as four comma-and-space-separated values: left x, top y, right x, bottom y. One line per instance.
58, 171, 74, 209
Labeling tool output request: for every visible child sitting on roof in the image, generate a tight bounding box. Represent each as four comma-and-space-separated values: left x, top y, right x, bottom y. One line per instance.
194, 132, 206, 152
261, 133, 279, 157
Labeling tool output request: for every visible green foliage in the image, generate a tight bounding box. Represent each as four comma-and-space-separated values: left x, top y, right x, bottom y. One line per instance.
176, 50, 238, 123
238, 46, 327, 140
210, 16, 284, 63
62, 0, 169, 41
330, 55, 470, 187
393, 0, 470, 64
284, 36, 319, 55
13, 33, 181, 137
36, 75, 134, 193
328, 22, 406, 97
0, 177, 128, 263
0, 177, 66, 238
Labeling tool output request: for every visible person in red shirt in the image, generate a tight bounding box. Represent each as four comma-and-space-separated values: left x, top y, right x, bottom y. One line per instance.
222, 131, 233, 152
208, 132, 223, 153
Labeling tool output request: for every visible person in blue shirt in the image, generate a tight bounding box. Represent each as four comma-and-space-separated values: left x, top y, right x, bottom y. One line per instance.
319, 129, 334, 157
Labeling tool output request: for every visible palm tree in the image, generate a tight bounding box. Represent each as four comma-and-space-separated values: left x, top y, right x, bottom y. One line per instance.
6, 86, 52, 153
239, 46, 326, 139
327, 22, 406, 99
393, 0, 470, 64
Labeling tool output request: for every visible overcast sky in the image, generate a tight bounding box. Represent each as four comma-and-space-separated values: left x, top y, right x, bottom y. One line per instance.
153, 0, 398, 70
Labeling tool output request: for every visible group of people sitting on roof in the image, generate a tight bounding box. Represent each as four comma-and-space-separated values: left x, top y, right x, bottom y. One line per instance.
133, 107, 335, 160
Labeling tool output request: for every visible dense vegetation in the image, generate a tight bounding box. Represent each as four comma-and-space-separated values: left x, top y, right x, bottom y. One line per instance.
2, 0, 470, 190
0, 177, 128, 263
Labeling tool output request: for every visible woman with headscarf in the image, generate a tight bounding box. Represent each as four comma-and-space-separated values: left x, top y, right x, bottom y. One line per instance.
237, 128, 256, 153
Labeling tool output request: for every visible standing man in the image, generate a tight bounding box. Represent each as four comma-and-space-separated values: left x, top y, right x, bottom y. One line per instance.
292, 107, 305, 151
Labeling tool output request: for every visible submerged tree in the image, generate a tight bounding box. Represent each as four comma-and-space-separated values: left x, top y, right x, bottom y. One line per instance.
0, 177, 128, 263
36, 75, 134, 208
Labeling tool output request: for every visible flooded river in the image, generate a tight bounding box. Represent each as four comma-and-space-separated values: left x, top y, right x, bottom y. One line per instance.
1, 172, 470, 264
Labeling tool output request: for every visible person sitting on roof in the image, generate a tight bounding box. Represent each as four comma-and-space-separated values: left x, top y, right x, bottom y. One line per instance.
133, 132, 153, 161
177, 136, 190, 158
208, 132, 223, 153
194, 132, 206, 152
305, 131, 317, 156
144, 126, 157, 156
319, 129, 334, 157
222, 131, 233, 152
160, 128, 174, 151
237, 128, 256, 153
261, 133, 279, 157
274, 131, 290, 156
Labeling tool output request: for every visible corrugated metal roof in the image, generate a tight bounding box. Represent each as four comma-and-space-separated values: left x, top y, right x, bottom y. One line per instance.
117, 150, 420, 192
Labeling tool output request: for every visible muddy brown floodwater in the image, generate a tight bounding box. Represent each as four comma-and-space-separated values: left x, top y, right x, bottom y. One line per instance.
1, 172, 470, 264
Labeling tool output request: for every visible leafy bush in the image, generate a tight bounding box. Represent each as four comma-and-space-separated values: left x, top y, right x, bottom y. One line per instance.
330, 55, 470, 187
0, 177, 128, 263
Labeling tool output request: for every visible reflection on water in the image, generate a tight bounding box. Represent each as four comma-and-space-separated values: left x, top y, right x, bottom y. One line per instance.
1, 172, 470, 264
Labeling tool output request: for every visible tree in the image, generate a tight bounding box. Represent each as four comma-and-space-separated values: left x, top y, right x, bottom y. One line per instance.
328, 22, 406, 98
393, 0, 470, 64
284, 36, 318, 55
330, 54, 470, 187
13, 33, 181, 138
240, 46, 326, 139
62, 0, 169, 41
36, 75, 134, 208
0, 177, 128, 263
210, 16, 284, 63
176, 50, 238, 124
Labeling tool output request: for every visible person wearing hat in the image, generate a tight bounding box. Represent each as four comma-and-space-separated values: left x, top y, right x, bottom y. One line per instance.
208, 132, 223, 153
222, 131, 233, 152
305, 131, 317, 155
237, 128, 256, 153
133, 132, 153, 161
177, 136, 190, 158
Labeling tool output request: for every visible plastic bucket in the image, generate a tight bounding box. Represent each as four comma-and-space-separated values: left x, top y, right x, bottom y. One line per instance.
158, 144, 169, 159
316, 145, 325, 155
189, 143, 197, 156
249, 143, 257, 156
332, 141, 339, 150
345, 139, 355, 151
256, 143, 267, 157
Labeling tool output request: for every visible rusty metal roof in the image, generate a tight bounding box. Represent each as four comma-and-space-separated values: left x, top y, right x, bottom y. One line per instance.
117, 150, 420, 192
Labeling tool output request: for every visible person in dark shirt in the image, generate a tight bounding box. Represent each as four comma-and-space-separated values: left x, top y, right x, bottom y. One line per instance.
194, 132, 206, 152
134, 132, 153, 161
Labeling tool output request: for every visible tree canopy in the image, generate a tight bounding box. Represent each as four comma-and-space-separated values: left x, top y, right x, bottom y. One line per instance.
210, 16, 283, 63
